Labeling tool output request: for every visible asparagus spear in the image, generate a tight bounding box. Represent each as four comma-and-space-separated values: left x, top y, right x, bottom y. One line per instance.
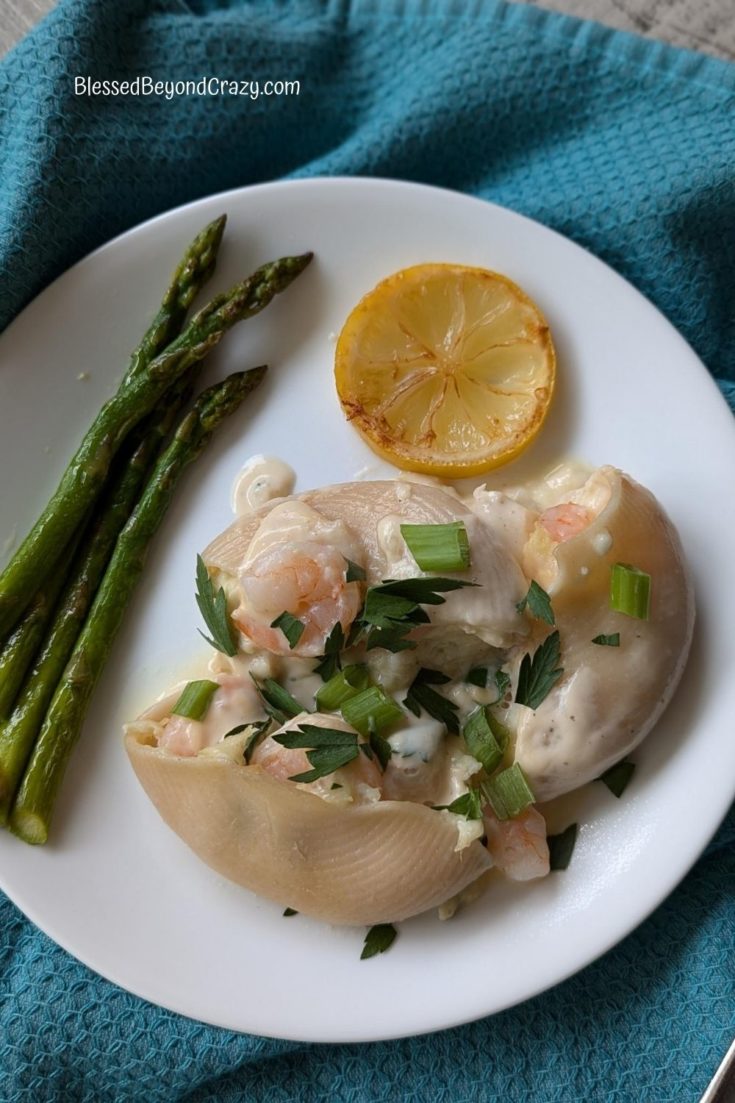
0, 252, 312, 641
0, 220, 221, 715
0, 374, 195, 820
9, 367, 267, 845
0, 553, 76, 719
123, 214, 226, 385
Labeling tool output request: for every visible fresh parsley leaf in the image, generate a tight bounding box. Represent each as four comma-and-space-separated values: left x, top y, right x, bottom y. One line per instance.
270, 611, 305, 649
592, 633, 621, 647
373, 577, 475, 604
433, 790, 482, 820
516, 580, 555, 626
358, 577, 474, 654
223, 723, 249, 738
283, 907, 298, 917
515, 630, 564, 710
548, 823, 577, 870
403, 668, 459, 733
597, 759, 635, 797
361, 923, 397, 960
251, 676, 305, 725
345, 558, 367, 582
275, 723, 359, 783
195, 555, 237, 656
330, 782, 343, 790
494, 669, 511, 701
314, 622, 345, 682
466, 666, 488, 688
243, 720, 271, 763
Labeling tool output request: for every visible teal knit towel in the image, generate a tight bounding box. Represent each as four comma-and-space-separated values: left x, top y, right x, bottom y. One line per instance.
1, 2, 734, 1100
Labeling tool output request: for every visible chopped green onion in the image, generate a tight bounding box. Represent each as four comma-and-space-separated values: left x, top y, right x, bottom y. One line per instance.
361, 923, 397, 960
315, 664, 371, 711
270, 611, 305, 649
341, 685, 404, 737
481, 763, 535, 820
399, 522, 471, 572
462, 707, 506, 773
171, 679, 219, 721
597, 759, 635, 798
592, 633, 620, 647
548, 823, 577, 870
610, 563, 651, 620
283, 907, 298, 917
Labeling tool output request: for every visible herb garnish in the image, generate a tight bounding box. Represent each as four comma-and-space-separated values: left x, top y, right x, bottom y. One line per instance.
171, 679, 219, 721
361, 923, 397, 960
314, 622, 345, 682
493, 669, 511, 701
462, 706, 507, 773
433, 790, 483, 820
466, 666, 488, 688
516, 580, 555, 626
283, 907, 298, 917
345, 558, 367, 583
515, 630, 564, 710
359, 576, 475, 653
274, 723, 360, 783
195, 554, 237, 656
403, 668, 459, 733
243, 720, 272, 763
251, 676, 305, 725
270, 611, 305, 649
597, 759, 635, 797
548, 823, 578, 870
592, 633, 620, 647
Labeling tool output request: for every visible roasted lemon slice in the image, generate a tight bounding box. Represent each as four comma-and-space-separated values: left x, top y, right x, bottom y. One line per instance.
334, 263, 556, 476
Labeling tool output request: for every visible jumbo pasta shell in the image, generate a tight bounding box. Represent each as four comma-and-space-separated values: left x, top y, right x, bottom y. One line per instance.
514, 468, 695, 800
125, 728, 493, 926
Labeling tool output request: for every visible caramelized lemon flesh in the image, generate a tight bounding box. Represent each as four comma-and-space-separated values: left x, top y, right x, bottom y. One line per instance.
334, 263, 556, 476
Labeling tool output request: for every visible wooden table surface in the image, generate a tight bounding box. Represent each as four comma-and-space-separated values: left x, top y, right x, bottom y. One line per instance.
1, 0, 734, 61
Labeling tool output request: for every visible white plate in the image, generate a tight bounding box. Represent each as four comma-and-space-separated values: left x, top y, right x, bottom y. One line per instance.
1, 178, 734, 1043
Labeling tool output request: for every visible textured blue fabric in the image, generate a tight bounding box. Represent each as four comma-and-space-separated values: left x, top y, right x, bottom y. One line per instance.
1, 1, 734, 1100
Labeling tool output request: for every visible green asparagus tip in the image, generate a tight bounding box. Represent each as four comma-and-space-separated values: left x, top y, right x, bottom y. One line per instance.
195, 366, 268, 430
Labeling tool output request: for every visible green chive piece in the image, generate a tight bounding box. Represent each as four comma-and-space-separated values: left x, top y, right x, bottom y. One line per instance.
315, 664, 371, 711
462, 707, 506, 773
171, 679, 219, 721
592, 633, 620, 647
399, 522, 471, 573
270, 611, 305, 649
548, 823, 578, 870
482, 763, 535, 821
283, 907, 298, 917
341, 685, 404, 737
361, 923, 397, 960
598, 759, 635, 798
610, 563, 651, 620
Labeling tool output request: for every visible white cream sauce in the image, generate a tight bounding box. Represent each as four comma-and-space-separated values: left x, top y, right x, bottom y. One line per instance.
231, 454, 295, 516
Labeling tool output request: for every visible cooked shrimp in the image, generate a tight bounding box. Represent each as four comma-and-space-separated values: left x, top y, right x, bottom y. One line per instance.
250, 712, 383, 801
158, 674, 264, 757
483, 806, 550, 881
233, 542, 363, 657
539, 503, 593, 543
